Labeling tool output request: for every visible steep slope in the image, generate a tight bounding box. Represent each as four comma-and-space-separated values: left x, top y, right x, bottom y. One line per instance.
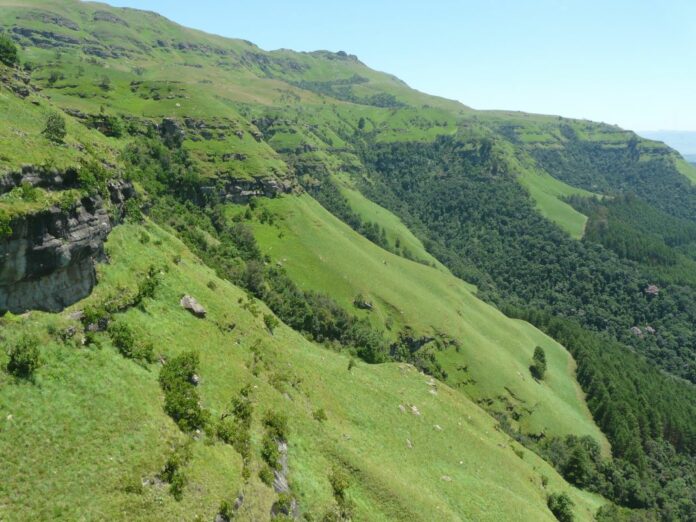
248, 194, 607, 450
1, 0, 696, 520
0, 220, 605, 521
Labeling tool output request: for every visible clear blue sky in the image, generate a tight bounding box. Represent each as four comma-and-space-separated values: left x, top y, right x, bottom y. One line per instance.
105, 0, 696, 131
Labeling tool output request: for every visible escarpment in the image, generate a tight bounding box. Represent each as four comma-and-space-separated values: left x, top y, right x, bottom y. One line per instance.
0, 179, 134, 313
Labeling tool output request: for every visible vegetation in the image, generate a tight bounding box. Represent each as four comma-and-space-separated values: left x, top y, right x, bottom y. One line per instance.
547, 492, 575, 522
1, 1, 696, 520
0, 33, 18, 67
530, 346, 547, 380
159, 351, 208, 432
42, 112, 67, 144
5, 335, 41, 379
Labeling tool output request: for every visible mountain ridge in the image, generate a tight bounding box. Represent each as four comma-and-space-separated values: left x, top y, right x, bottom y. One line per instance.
1, 1, 696, 521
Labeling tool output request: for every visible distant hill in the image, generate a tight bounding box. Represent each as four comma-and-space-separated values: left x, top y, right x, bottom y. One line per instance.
639, 130, 696, 156
2, 1, 696, 520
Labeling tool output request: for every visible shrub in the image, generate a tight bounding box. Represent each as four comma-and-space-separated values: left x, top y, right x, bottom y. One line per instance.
272, 493, 295, 518
530, 345, 547, 380
81, 303, 110, 329
18, 182, 38, 202
328, 466, 351, 501
47, 70, 62, 86
0, 34, 18, 67
217, 499, 235, 521
123, 198, 143, 223
77, 160, 109, 195
98, 75, 111, 91
261, 432, 281, 469
134, 265, 160, 304
313, 408, 327, 422
159, 351, 207, 432
0, 209, 12, 240
259, 465, 274, 486
547, 492, 574, 522
264, 313, 279, 334
169, 470, 186, 501
107, 321, 153, 362
6, 335, 41, 379
263, 410, 289, 441
42, 112, 67, 143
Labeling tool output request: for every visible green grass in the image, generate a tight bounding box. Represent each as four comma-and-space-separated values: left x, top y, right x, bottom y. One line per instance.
676, 157, 696, 185
335, 173, 450, 272
517, 168, 595, 239
0, 220, 606, 520
249, 194, 609, 453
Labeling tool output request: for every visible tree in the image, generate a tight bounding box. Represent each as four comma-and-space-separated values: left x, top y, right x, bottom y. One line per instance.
530, 345, 547, 380
98, 75, 111, 91
563, 446, 592, 488
0, 34, 18, 67
547, 492, 574, 522
6, 335, 41, 379
42, 112, 67, 143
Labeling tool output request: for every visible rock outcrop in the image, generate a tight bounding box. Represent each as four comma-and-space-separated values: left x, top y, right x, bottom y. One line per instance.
212, 177, 295, 203
0, 180, 134, 313
180, 295, 206, 318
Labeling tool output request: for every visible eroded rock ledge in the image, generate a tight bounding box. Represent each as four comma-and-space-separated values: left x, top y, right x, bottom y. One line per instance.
0, 180, 134, 313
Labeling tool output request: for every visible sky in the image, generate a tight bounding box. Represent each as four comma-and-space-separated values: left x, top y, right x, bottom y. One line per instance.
105, 0, 696, 133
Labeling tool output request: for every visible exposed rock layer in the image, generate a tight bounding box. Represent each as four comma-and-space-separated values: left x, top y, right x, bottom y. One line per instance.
0, 180, 134, 313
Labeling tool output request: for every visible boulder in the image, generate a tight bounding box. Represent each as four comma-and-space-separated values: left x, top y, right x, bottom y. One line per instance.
180, 295, 206, 318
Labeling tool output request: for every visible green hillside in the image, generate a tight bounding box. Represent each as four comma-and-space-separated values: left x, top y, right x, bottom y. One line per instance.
1, 1, 696, 521
0, 221, 605, 521
248, 194, 607, 449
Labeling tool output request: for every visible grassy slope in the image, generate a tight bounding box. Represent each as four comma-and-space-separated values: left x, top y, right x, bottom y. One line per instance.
0, 221, 605, 521
249, 194, 609, 454
334, 173, 450, 273
517, 169, 593, 239
676, 157, 696, 185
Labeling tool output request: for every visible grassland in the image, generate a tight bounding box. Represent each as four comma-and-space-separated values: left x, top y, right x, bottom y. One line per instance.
517, 169, 595, 239
248, 194, 609, 453
0, 221, 605, 520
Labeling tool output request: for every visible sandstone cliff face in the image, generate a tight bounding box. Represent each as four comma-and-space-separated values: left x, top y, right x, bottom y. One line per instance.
0, 180, 134, 313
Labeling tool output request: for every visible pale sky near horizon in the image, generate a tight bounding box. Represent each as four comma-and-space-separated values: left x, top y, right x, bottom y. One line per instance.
104, 0, 696, 132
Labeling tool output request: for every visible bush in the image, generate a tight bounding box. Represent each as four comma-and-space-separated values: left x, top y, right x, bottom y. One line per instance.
0, 209, 12, 240
6, 335, 41, 379
169, 470, 186, 501
263, 410, 289, 441
328, 466, 351, 501
313, 408, 327, 422
77, 160, 109, 195
217, 499, 235, 521
107, 321, 153, 362
547, 492, 574, 522
263, 313, 279, 334
123, 198, 143, 223
259, 465, 274, 486
42, 112, 67, 143
81, 303, 110, 329
159, 351, 207, 432
261, 432, 281, 469
0, 34, 18, 67
530, 345, 547, 380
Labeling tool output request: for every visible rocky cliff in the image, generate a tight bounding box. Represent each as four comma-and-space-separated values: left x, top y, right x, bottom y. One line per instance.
0, 180, 134, 313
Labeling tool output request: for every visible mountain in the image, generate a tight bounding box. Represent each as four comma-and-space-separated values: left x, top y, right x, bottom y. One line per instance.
639, 130, 696, 157
1, 1, 696, 521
